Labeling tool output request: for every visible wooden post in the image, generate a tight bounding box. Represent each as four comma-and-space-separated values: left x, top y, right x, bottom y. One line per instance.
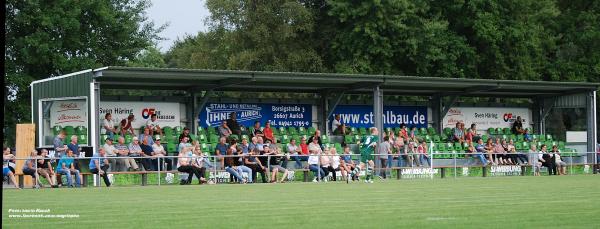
303, 170, 309, 182
521, 166, 526, 176
141, 173, 148, 186
441, 167, 446, 178
16, 124, 36, 188
482, 166, 488, 177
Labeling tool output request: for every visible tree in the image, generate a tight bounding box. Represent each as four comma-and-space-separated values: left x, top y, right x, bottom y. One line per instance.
166, 0, 324, 72
5, 0, 163, 146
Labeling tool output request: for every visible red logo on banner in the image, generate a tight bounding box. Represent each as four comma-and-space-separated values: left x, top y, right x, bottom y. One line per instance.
503, 113, 513, 122
142, 108, 156, 119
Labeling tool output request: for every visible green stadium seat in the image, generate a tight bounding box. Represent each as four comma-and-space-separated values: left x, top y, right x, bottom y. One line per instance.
207, 127, 217, 134
230, 135, 239, 142
209, 134, 219, 144
163, 126, 173, 136
64, 126, 75, 136
443, 128, 452, 137
52, 126, 63, 135
501, 128, 510, 135
538, 135, 546, 142
321, 135, 330, 144
167, 142, 177, 153
288, 127, 298, 135
197, 127, 206, 135
427, 127, 436, 135
198, 134, 207, 143
189, 134, 197, 142
75, 126, 87, 135
78, 135, 87, 144
201, 143, 211, 153
419, 128, 427, 135
433, 135, 441, 143
344, 135, 353, 144
281, 135, 291, 144
298, 127, 307, 135
546, 134, 553, 141
335, 143, 343, 154
308, 127, 316, 135
558, 141, 565, 150
359, 128, 367, 135
174, 126, 183, 135
241, 135, 249, 141
100, 134, 108, 145
516, 135, 524, 142
124, 134, 133, 144
487, 128, 496, 135
350, 127, 358, 134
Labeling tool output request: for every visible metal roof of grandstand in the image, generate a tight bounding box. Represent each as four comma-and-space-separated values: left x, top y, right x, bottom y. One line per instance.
92, 66, 599, 98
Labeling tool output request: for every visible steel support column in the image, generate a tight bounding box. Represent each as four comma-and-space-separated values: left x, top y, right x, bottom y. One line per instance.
431, 95, 442, 134
587, 91, 597, 153
373, 86, 383, 142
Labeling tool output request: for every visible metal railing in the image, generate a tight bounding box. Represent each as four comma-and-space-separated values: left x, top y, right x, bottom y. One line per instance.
3, 151, 598, 188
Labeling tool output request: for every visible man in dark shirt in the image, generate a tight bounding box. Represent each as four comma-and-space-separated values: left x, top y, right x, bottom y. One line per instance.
226, 112, 241, 136
178, 127, 191, 143
512, 116, 525, 135
307, 130, 322, 146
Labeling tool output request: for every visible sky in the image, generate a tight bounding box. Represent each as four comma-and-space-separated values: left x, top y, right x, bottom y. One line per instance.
147, 0, 210, 52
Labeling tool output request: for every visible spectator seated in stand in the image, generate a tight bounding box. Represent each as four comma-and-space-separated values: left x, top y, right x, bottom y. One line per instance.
539, 144, 557, 176
262, 121, 275, 143
226, 112, 242, 137
151, 137, 172, 171
512, 116, 525, 135
3, 147, 19, 189
177, 142, 204, 185
120, 114, 136, 136
452, 122, 465, 144
103, 113, 117, 140
89, 148, 111, 187
331, 114, 347, 135
146, 114, 163, 136
56, 149, 81, 188
551, 145, 567, 175
22, 150, 42, 188
37, 149, 58, 188
523, 129, 532, 142
178, 127, 191, 144
115, 136, 139, 171
218, 120, 232, 139
252, 121, 264, 141
103, 138, 118, 171
130, 137, 153, 171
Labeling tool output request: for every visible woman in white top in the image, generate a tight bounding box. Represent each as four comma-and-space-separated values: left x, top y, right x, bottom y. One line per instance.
551, 145, 567, 175
308, 151, 325, 182
103, 113, 116, 140
320, 149, 333, 181
329, 148, 345, 181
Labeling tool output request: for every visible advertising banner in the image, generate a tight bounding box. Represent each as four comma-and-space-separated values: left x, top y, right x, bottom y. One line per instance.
99, 102, 181, 129
329, 105, 428, 128
443, 107, 532, 130
50, 99, 88, 127
199, 103, 312, 127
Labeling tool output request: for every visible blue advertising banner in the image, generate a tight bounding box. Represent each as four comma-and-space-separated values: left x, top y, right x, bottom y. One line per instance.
199, 103, 312, 127
330, 105, 427, 128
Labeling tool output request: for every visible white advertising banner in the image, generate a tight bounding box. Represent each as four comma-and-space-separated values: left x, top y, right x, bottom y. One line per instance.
50, 99, 88, 127
99, 101, 182, 129
443, 107, 532, 131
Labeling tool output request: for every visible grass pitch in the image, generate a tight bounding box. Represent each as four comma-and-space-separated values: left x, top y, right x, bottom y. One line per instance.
3, 175, 600, 228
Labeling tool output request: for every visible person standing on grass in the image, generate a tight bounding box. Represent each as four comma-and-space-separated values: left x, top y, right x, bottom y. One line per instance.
377, 136, 392, 179
89, 148, 111, 187
359, 127, 378, 183
56, 149, 81, 188
529, 144, 541, 176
